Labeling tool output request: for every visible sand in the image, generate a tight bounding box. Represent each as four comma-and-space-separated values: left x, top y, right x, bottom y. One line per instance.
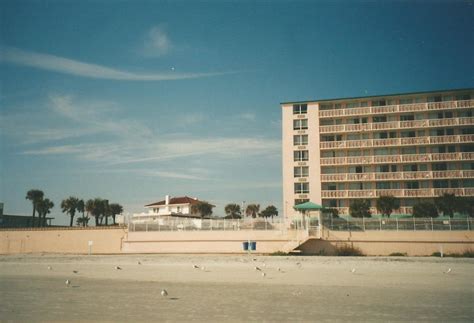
0, 254, 473, 322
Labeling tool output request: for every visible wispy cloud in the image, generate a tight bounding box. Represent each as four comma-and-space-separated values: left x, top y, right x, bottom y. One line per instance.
0, 46, 230, 81
142, 25, 172, 57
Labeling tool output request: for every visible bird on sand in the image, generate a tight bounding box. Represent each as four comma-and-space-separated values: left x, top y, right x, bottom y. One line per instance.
137, 261, 142, 265
73, 270, 79, 274
65, 279, 71, 287
201, 266, 206, 271
161, 289, 168, 297
261, 272, 266, 277
193, 264, 199, 269
444, 268, 452, 274
115, 266, 122, 270
277, 267, 282, 272
254, 266, 261, 271
350, 268, 356, 273
47, 266, 52, 270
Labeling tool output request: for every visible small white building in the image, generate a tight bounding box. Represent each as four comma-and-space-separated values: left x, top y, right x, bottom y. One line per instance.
131, 195, 207, 224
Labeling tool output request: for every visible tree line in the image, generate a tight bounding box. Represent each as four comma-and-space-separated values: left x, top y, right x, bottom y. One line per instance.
344, 193, 474, 218
25, 189, 123, 227
190, 201, 278, 219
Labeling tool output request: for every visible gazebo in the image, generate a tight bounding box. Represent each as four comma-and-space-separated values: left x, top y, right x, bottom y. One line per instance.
293, 201, 325, 235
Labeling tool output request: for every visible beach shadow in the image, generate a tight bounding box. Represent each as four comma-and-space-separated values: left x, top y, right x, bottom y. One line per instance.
72, 285, 81, 288
169, 297, 179, 301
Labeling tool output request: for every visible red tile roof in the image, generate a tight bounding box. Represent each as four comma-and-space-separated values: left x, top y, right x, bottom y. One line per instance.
145, 196, 201, 207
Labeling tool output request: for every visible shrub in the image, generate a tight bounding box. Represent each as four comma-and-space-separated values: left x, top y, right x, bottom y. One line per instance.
413, 201, 438, 218
322, 208, 339, 218
349, 199, 371, 218
389, 252, 407, 257
334, 244, 364, 256
376, 195, 400, 218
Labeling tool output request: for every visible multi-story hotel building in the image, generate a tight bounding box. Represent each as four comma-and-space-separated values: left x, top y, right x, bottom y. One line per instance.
282, 89, 474, 217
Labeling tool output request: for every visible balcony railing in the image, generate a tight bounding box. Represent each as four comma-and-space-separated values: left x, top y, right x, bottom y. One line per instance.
320, 134, 474, 150
320, 170, 474, 182
320, 152, 474, 166
319, 117, 474, 134
318, 99, 474, 118
321, 188, 474, 199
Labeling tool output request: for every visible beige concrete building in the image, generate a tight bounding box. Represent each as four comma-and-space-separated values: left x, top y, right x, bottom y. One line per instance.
282, 88, 474, 217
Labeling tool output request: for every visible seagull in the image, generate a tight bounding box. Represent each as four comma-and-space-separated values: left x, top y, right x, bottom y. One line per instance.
254, 266, 261, 271
350, 268, 356, 273
65, 279, 71, 287
161, 289, 168, 297
73, 270, 79, 274
261, 272, 266, 277
262, 263, 266, 267
47, 266, 52, 270
277, 267, 281, 272
444, 268, 452, 274
252, 258, 257, 262
193, 264, 199, 269
201, 266, 206, 271
115, 266, 122, 270
137, 261, 141, 265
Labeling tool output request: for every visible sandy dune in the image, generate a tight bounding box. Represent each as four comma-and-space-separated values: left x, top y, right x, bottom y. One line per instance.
0, 255, 473, 322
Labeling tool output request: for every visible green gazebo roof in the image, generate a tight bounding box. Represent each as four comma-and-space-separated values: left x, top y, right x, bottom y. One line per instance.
293, 201, 325, 211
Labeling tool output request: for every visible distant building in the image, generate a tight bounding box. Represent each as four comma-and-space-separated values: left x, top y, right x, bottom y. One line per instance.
0, 214, 54, 228
281, 88, 474, 217
132, 195, 211, 223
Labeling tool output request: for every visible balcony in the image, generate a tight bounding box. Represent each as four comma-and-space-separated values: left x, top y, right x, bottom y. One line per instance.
318, 99, 474, 119
320, 152, 474, 166
332, 206, 414, 216
321, 188, 474, 199
319, 117, 474, 134
320, 134, 474, 150
321, 170, 474, 182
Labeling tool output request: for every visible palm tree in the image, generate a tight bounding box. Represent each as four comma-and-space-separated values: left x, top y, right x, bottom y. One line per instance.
109, 203, 123, 225
190, 201, 214, 218
25, 189, 44, 227
86, 198, 104, 226
245, 204, 260, 218
61, 196, 80, 227
76, 199, 88, 227
259, 205, 278, 219
37, 198, 54, 227
224, 203, 241, 219
376, 195, 400, 218
103, 200, 110, 225
434, 193, 457, 218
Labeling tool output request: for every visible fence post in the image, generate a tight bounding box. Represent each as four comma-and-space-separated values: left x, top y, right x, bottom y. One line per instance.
331, 216, 333, 230
449, 218, 451, 231
413, 217, 416, 231
379, 218, 382, 231
362, 217, 365, 231
396, 217, 399, 231
467, 217, 470, 231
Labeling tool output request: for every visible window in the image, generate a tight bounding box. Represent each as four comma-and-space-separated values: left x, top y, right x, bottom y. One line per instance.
373, 116, 387, 123
372, 99, 386, 106
294, 166, 309, 178
294, 182, 309, 194
295, 199, 309, 206
400, 114, 414, 121
294, 150, 309, 161
433, 163, 447, 171
177, 206, 181, 213
293, 104, 308, 114
456, 94, 471, 101
293, 135, 308, 145
400, 98, 414, 104
428, 96, 442, 102
406, 182, 419, 189
293, 119, 308, 130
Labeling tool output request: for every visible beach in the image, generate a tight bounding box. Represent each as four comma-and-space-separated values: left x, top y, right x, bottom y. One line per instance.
0, 255, 473, 322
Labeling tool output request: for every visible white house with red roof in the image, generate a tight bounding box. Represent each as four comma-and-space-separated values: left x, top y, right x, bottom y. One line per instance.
131, 195, 206, 223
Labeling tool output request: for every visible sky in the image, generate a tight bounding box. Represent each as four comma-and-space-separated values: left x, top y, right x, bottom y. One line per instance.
1, 0, 473, 225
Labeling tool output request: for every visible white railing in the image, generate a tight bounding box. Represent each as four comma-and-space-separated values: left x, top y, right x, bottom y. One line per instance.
321, 188, 474, 199
319, 117, 474, 133
323, 217, 473, 231
320, 152, 474, 166
320, 134, 474, 150
128, 218, 288, 232
318, 99, 474, 118
320, 170, 474, 182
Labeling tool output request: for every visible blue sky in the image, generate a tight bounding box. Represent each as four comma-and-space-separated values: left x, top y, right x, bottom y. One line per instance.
1, 1, 473, 225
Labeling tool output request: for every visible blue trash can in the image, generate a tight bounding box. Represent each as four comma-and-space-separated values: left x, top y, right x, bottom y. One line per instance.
242, 241, 249, 251
249, 241, 257, 251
